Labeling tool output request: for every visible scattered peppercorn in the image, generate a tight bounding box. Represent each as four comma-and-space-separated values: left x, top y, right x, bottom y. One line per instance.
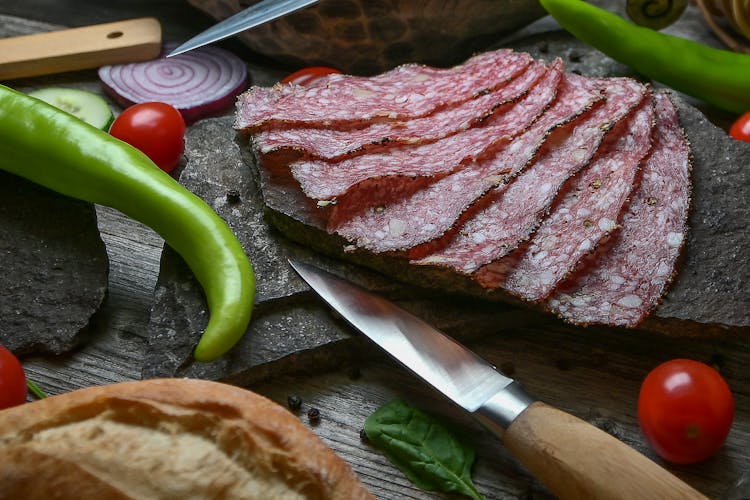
307, 407, 321, 422
287, 394, 302, 411
359, 428, 370, 444
226, 189, 242, 204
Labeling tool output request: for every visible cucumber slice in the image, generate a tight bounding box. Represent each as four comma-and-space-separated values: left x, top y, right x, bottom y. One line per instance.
28, 87, 114, 131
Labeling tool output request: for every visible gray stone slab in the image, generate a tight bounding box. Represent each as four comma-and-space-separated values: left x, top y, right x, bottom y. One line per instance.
0, 172, 109, 355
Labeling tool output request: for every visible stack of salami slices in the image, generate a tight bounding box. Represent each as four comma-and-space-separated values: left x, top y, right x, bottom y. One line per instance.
236, 48, 691, 329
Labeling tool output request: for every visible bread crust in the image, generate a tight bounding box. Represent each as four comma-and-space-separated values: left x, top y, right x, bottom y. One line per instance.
0, 378, 373, 500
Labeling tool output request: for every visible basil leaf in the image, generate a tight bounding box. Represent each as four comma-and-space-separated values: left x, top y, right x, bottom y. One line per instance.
364, 399, 484, 500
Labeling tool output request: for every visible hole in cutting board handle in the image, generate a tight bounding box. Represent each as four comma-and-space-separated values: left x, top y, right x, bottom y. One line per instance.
107, 31, 124, 39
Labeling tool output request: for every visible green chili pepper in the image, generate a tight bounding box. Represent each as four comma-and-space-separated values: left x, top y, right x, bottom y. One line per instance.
540, 0, 750, 114
0, 84, 255, 362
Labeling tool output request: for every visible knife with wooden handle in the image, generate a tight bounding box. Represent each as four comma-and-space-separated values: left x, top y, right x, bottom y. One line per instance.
289, 259, 707, 499
0, 18, 161, 80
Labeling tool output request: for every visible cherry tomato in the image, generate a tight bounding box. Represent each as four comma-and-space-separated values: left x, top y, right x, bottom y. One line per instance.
281, 66, 342, 86
109, 102, 186, 173
729, 111, 750, 142
0, 345, 26, 409
638, 359, 734, 464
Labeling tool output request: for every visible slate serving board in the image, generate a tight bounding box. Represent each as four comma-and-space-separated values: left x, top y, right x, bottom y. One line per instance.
144, 32, 749, 382
0, 171, 108, 355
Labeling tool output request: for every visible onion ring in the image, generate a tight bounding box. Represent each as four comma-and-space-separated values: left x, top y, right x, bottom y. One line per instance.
99, 45, 249, 124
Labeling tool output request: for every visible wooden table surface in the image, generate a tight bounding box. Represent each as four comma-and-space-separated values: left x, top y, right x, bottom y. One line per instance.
2, 2, 750, 498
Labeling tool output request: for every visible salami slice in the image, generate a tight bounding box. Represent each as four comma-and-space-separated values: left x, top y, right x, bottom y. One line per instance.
291, 60, 558, 201
415, 77, 648, 273
477, 97, 656, 300
546, 92, 691, 326
235, 49, 533, 133
252, 58, 537, 161
330, 73, 604, 253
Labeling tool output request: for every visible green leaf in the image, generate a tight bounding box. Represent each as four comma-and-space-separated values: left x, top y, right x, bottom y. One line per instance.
364, 399, 484, 500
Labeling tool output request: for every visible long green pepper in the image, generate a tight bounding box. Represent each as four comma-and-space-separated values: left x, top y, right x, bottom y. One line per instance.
540, 0, 750, 114
0, 84, 255, 361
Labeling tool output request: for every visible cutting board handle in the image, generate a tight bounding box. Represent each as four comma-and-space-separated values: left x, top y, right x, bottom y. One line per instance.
504, 402, 707, 499
0, 17, 162, 80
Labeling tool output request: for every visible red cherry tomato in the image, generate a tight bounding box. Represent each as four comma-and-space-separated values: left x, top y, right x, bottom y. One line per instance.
109, 102, 186, 173
280, 66, 342, 86
0, 345, 26, 409
638, 359, 734, 464
729, 111, 750, 142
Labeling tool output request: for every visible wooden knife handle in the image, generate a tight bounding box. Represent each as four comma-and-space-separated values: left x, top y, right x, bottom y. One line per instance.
0, 17, 162, 80
503, 402, 707, 499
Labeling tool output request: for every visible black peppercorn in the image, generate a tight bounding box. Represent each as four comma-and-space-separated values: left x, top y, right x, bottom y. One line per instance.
307, 407, 321, 422
226, 189, 241, 205
287, 394, 302, 411
359, 428, 370, 444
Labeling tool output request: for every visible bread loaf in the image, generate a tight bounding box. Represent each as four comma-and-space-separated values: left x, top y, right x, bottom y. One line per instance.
0, 378, 373, 499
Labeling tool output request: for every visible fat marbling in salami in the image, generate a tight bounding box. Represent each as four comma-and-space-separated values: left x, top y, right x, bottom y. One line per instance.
251, 60, 544, 162
415, 78, 648, 272
477, 97, 656, 300
547, 92, 691, 326
292, 60, 562, 202
331, 73, 604, 253
235, 49, 533, 133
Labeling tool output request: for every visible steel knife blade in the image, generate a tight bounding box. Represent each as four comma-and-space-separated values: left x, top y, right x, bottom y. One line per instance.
167, 0, 319, 57
289, 259, 707, 500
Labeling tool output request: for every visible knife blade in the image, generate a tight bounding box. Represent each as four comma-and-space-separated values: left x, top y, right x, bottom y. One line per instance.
168, 0, 319, 57
289, 259, 707, 500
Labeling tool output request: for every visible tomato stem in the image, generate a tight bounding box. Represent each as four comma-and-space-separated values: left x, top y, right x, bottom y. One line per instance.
27, 379, 47, 399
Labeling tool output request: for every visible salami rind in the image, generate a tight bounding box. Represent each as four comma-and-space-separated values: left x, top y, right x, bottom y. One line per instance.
252, 58, 535, 161
546, 92, 691, 326
292, 60, 559, 201
330, 73, 604, 253
477, 97, 656, 300
235, 49, 533, 133
415, 78, 648, 273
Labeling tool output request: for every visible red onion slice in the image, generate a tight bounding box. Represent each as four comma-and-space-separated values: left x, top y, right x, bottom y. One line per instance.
98, 45, 249, 125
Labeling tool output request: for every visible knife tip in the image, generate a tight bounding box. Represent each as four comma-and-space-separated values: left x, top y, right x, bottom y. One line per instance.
164, 46, 186, 58
165, 38, 205, 58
